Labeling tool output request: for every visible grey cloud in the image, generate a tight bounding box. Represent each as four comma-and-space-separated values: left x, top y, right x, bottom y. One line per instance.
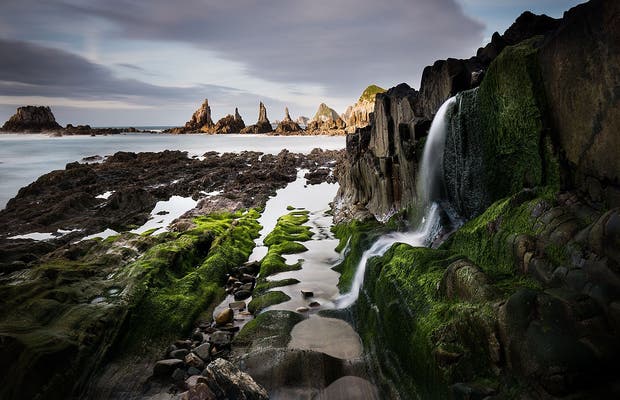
0, 38, 293, 123
0, 0, 485, 94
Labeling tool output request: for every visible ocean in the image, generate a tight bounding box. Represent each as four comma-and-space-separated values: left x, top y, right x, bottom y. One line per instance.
0, 133, 345, 209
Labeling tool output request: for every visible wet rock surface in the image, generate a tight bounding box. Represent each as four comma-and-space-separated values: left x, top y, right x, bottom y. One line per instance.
0, 148, 343, 271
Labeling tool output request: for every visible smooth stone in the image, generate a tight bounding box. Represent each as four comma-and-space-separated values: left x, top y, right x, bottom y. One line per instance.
309, 301, 320, 308
209, 331, 232, 347
239, 283, 254, 292
185, 374, 209, 389
234, 290, 252, 300
317, 376, 380, 400
288, 317, 363, 359
229, 301, 246, 310
240, 274, 255, 283
193, 343, 211, 362
296, 307, 309, 313
215, 308, 234, 325
187, 367, 202, 377
301, 289, 314, 297
170, 349, 189, 359
171, 367, 186, 382
153, 359, 184, 377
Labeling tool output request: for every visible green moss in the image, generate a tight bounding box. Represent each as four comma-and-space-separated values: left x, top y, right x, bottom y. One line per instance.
119, 209, 261, 351
248, 290, 290, 314
140, 228, 159, 237
286, 205, 295, 211
259, 211, 312, 279
233, 310, 305, 348
477, 37, 559, 199
254, 278, 300, 296
358, 84, 386, 102
358, 245, 498, 400
331, 219, 383, 291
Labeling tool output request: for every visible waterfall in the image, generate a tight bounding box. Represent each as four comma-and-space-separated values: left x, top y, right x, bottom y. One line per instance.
335, 97, 456, 309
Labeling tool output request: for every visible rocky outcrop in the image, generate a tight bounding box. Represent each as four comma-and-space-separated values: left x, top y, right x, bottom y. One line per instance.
306, 103, 346, 134
356, 188, 620, 399
296, 116, 309, 126
274, 107, 302, 134
335, 83, 421, 221
538, 0, 620, 208
1, 106, 62, 132
0, 147, 343, 399
241, 102, 272, 134
166, 99, 215, 134
207, 108, 246, 134
416, 11, 560, 123
336, 2, 611, 222
342, 85, 385, 134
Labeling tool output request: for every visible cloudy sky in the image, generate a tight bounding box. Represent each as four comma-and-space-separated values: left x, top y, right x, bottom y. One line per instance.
0, 0, 582, 126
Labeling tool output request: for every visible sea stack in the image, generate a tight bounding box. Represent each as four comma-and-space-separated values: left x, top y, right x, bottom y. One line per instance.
167, 99, 214, 133
208, 108, 246, 134
1, 106, 62, 132
274, 107, 302, 134
306, 103, 346, 135
240, 102, 272, 134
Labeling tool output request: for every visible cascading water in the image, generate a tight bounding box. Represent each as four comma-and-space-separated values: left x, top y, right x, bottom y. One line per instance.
336, 96, 457, 309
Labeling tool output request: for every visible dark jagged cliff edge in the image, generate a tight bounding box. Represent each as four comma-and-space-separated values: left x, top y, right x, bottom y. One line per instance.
334, 0, 620, 399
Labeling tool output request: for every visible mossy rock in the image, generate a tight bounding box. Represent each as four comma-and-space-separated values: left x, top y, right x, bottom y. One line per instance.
357, 244, 500, 400
248, 290, 291, 314
234, 310, 305, 349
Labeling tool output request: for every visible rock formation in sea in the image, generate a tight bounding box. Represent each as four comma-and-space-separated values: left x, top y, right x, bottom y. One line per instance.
274, 107, 302, 134
165, 99, 214, 134
306, 103, 346, 135
1, 106, 62, 132
342, 85, 385, 133
334, 1, 620, 398
207, 108, 246, 134
240, 102, 273, 134
296, 116, 309, 126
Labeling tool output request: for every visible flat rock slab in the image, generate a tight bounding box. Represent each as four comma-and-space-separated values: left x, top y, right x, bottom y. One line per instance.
288, 317, 362, 359
317, 376, 380, 400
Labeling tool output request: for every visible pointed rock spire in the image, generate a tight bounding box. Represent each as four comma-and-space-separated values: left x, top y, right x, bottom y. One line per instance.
258, 102, 269, 123
283, 107, 292, 122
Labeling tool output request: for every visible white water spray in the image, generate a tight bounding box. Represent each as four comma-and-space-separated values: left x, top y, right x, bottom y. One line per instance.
335, 97, 457, 309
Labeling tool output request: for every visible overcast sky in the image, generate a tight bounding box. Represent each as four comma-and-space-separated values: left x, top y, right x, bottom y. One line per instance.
0, 0, 583, 126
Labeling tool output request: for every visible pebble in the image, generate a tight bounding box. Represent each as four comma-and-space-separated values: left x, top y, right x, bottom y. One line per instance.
215, 308, 234, 325
229, 301, 246, 310
153, 359, 184, 377
309, 301, 320, 307
296, 307, 309, 313
171, 367, 186, 382
170, 349, 189, 359
301, 289, 314, 298
234, 290, 252, 300
193, 343, 211, 362
184, 352, 205, 369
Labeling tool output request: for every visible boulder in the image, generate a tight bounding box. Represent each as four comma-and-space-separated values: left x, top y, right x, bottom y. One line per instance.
215, 308, 234, 326
202, 358, 268, 400
1, 106, 62, 132
153, 359, 184, 377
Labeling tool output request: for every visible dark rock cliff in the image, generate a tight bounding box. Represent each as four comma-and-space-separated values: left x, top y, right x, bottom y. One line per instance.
336, 0, 619, 222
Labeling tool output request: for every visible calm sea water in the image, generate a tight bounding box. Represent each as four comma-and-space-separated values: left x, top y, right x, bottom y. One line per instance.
0, 133, 345, 209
